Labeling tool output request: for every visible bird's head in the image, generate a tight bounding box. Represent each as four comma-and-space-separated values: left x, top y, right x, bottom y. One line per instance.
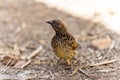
46, 19, 67, 33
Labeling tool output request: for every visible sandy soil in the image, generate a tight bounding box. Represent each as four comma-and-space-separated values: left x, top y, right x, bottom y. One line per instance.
0, 0, 120, 80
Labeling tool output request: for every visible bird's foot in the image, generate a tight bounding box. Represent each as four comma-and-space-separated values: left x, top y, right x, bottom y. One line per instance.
66, 59, 71, 65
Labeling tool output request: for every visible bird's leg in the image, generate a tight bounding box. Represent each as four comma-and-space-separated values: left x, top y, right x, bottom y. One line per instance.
66, 59, 71, 65
73, 57, 76, 60
57, 58, 62, 64
65, 59, 72, 70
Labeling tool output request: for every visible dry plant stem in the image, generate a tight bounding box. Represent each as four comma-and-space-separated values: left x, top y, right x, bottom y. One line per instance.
13, 44, 21, 57
78, 68, 88, 76
81, 59, 119, 68
21, 46, 43, 68
3, 59, 15, 72
97, 69, 117, 73
2, 58, 12, 71
89, 59, 119, 67
71, 66, 90, 77
3, 41, 14, 49
81, 23, 96, 35
49, 71, 54, 80
104, 41, 116, 58
0, 50, 14, 54
70, 66, 79, 76
0, 44, 20, 55
78, 68, 98, 78
27, 46, 43, 60
21, 59, 31, 69
23, 73, 37, 80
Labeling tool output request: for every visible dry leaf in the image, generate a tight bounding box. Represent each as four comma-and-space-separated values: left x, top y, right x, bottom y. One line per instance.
91, 37, 111, 50
0, 56, 18, 66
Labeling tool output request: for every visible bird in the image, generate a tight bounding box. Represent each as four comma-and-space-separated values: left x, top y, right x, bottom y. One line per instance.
46, 19, 78, 65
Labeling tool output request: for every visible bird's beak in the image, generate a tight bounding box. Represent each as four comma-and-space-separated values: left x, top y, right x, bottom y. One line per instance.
46, 21, 52, 24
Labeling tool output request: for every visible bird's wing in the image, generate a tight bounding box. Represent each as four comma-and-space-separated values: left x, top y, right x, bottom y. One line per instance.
69, 36, 78, 50
63, 35, 78, 50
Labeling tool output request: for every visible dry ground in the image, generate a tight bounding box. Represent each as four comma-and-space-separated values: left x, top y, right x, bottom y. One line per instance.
0, 0, 120, 80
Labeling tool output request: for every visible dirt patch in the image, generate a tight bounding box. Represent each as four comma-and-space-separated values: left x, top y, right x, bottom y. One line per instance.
0, 0, 120, 80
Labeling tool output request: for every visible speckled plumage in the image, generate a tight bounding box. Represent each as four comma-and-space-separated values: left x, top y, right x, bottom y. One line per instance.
47, 19, 78, 65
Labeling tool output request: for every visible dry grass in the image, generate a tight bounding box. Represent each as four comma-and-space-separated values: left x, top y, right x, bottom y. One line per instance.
0, 0, 120, 80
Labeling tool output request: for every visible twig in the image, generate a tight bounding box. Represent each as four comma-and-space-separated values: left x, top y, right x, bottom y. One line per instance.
27, 46, 43, 60
104, 40, 115, 58
13, 44, 21, 57
70, 66, 79, 76
24, 73, 37, 80
76, 59, 119, 78
0, 50, 14, 54
21, 60, 31, 69
81, 59, 119, 69
49, 71, 54, 80
97, 69, 116, 73
21, 46, 43, 68
2, 58, 12, 71
78, 68, 98, 78
78, 68, 89, 76
89, 59, 119, 67
3, 41, 14, 49
70, 66, 92, 77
